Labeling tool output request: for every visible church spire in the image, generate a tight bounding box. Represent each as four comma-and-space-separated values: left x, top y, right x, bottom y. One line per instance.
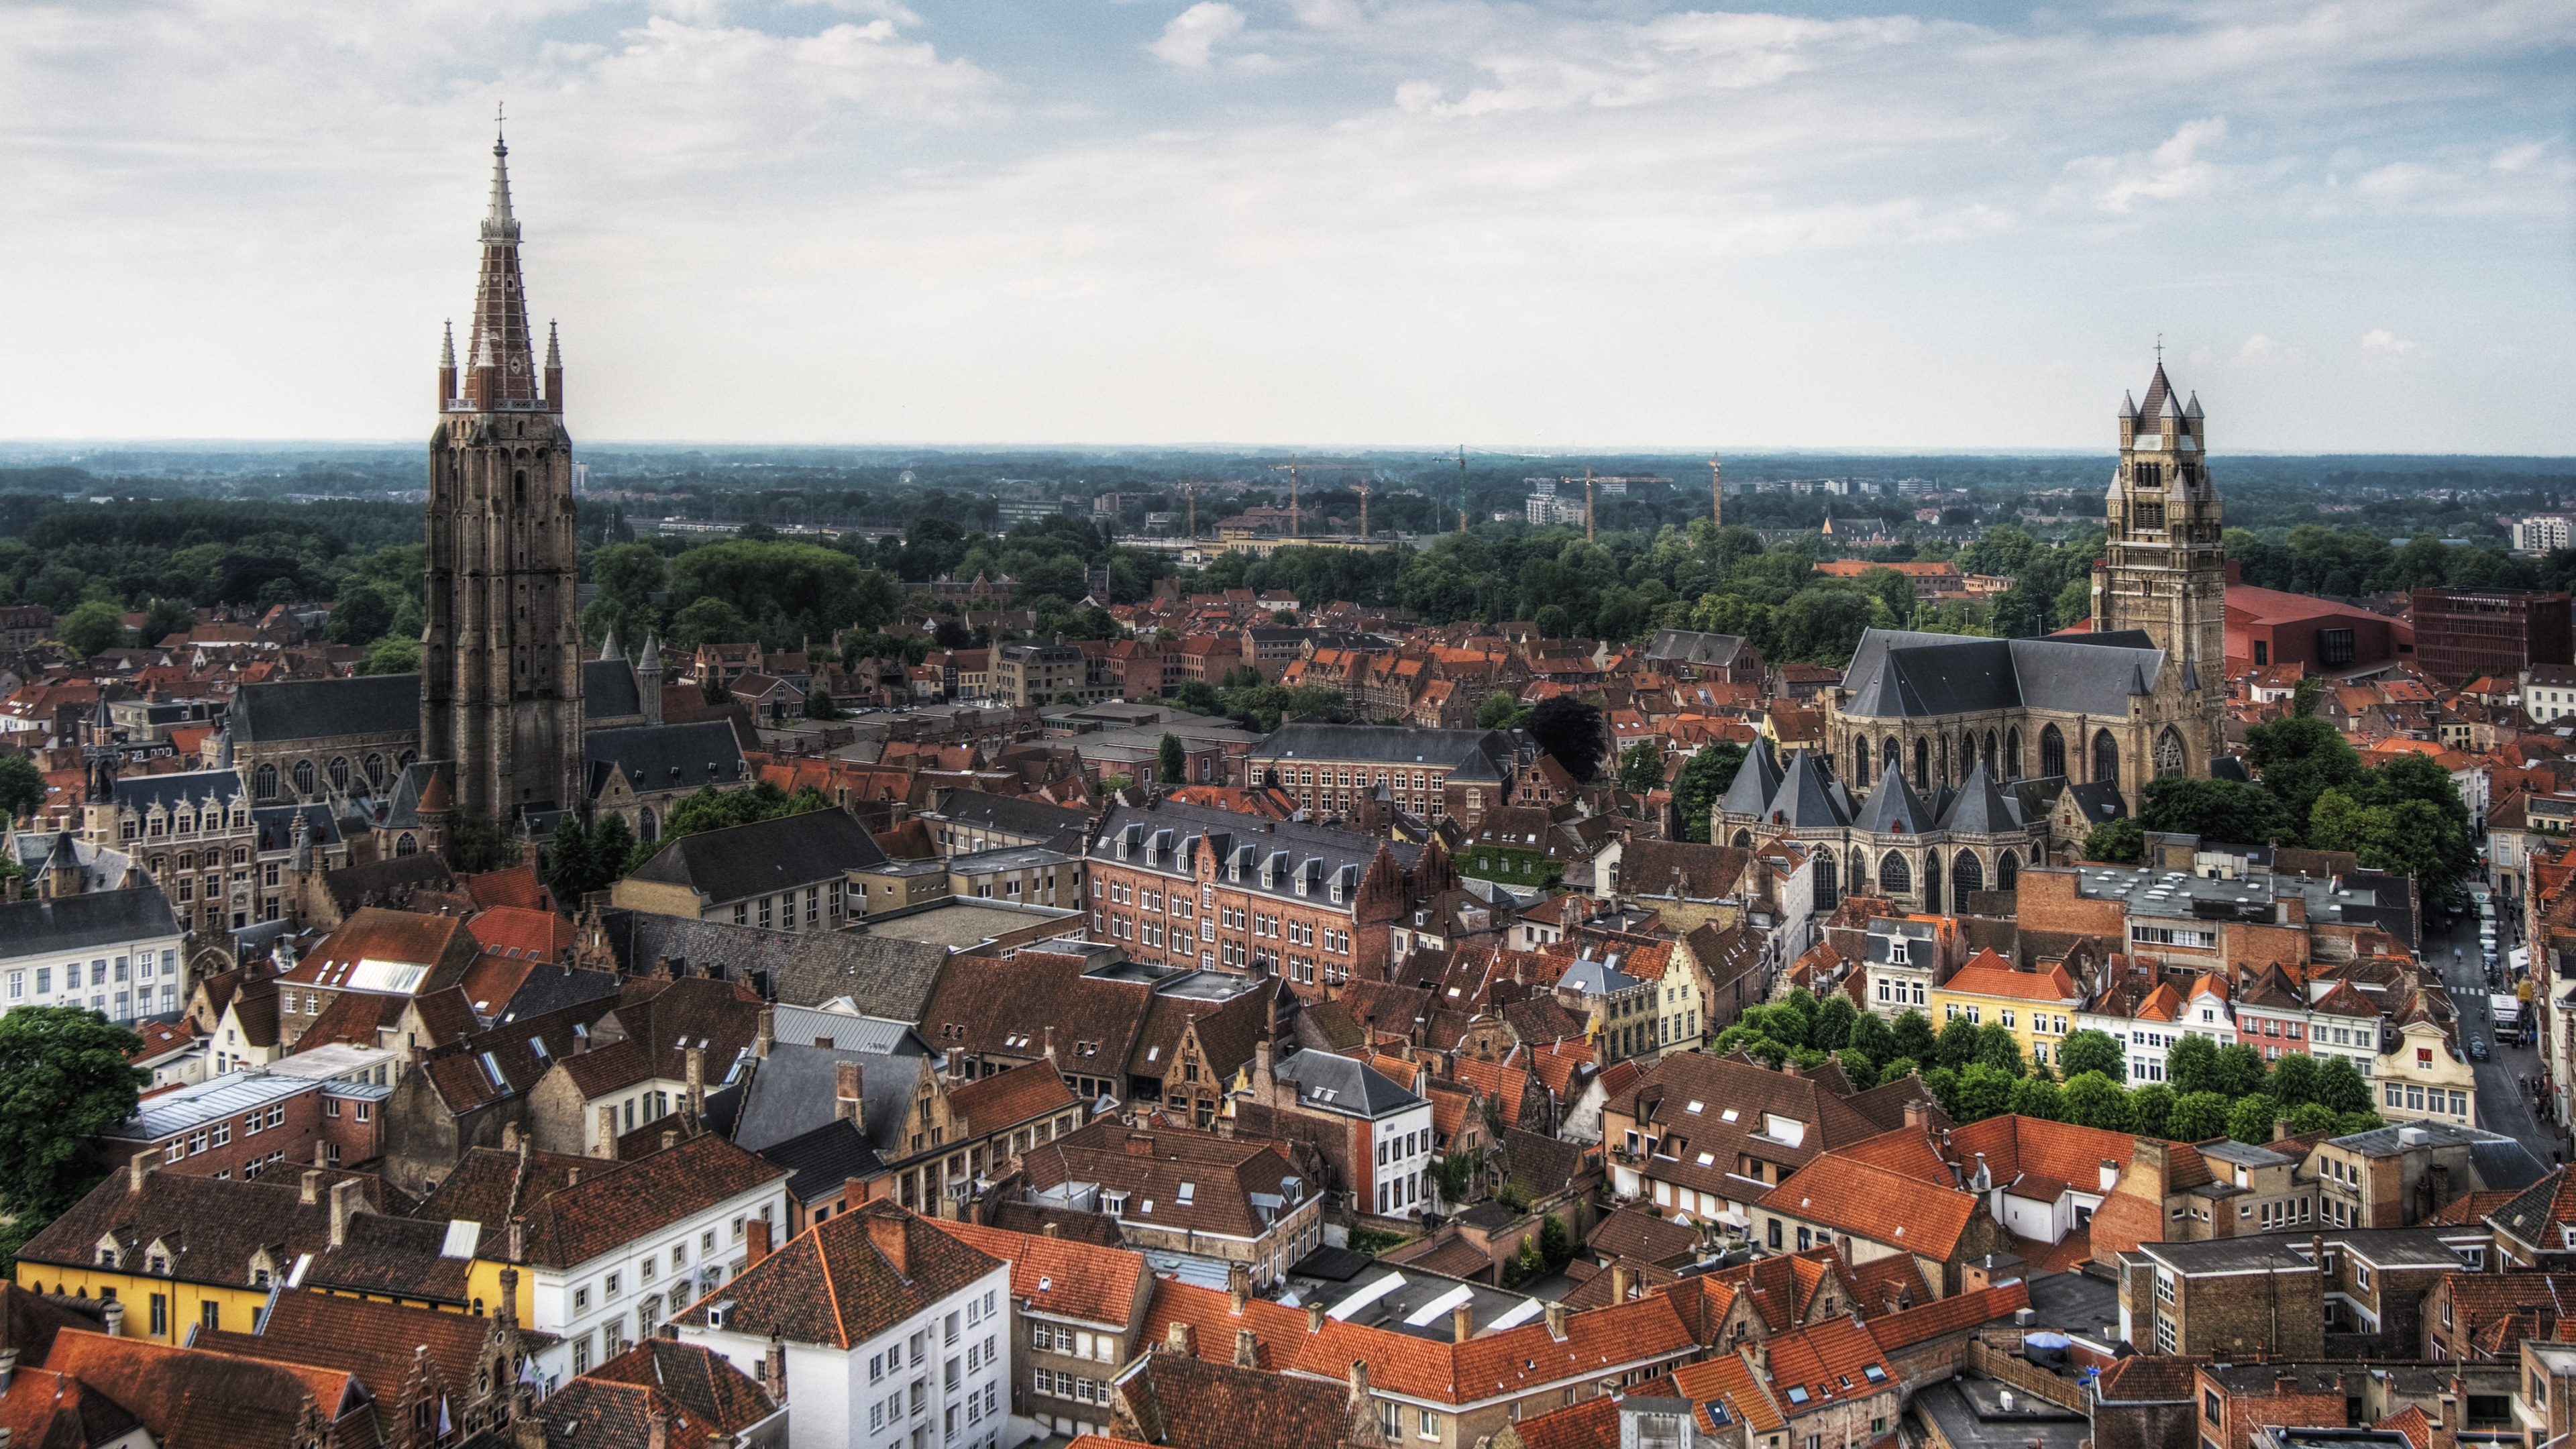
462, 125, 539, 412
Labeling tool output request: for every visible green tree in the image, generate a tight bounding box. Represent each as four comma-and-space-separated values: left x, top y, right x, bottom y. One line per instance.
1836, 1048, 1878, 1083
1054, 692, 1081, 706
1974, 1022, 2027, 1079
2314, 1057, 2373, 1114
1812, 996, 1858, 1053
1935, 1015, 1981, 1069
0, 1006, 145, 1267
2244, 714, 2363, 835
1954, 1063, 2015, 1122
2288, 1102, 2339, 1134
362, 635, 421, 676
2213, 1044, 2267, 1099
1615, 739, 1666, 794
1428, 1148, 1477, 1208
2267, 1053, 2320, 1108
544, 818, 593, 900
324, 584, 398, 645
668, 596, 755, 651
803, 687, 841, 720
1673, 743, 1746, 844
0, 756, 44, 822
1158, 733, 1187, 789
1890, 1010, 1937, 1065
1847, 1011, 1895, 1068
2165, 1035, 2221, 1095
2130, 1083, 2176, 1139
56, 600, 126, 657
1475, 692, 1531, 731
584, 813, 636, 892
2062, 1071, 2135, 1131
2055, 1028, 2125, 1083
2082, 816, 2144, 864
2167, 1090, 2231, 1142
140, 596, 194, 645
2008, 1075, 2066, 1121
446, 812, 514, 874
2141, 776, 2298, 845
1922, 1066, 1961, 1118
2335, 1110, 2386, 1135
1878, 1057, 1923, 1089
1538, 1213, 1572, 1271
1528, 695, 1606, 781
2226, 1093, 2281, 1145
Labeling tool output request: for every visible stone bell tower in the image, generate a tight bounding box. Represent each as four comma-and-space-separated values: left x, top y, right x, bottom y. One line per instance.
421, 126, 583, 822
2091, 356, 2228, 768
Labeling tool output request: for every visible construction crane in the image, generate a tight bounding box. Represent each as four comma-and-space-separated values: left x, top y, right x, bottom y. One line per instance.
1444, 445, 1553, 533
1558, 468, 1673, 542
1708, 455, 1723, 531
1177, 478, 1203, 539
1265, 458, 1375, 539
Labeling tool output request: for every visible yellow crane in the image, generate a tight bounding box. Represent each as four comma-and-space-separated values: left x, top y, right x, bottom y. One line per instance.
1557, 468, 1672, 542
1444, 445, 1553, 533
1265, 458, 1376, 539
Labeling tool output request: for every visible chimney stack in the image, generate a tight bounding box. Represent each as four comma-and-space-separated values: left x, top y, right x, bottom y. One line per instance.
301, 1169, 323, 1205
865, 1210, 910, 1278
763, 1336, 787, 1405
100, 1300, 124, 1338
1229, 1261, 1250, 1316
128, 1148, 156, 1195
647, 1405, 669, 1449
745, 1218, 773, 1269
328, 1177, 367, 1248
1235, 1328, 1259, 1368
1165, 1320, 1195, 1355
686, 1047, 706, 1114
2435, 1393, 2459, 1449
1307, 1301, 1326, 1334
662, 1129, 680, 1153
1453, 1303, 1474, 1343
1611, 1264, 1633, 1303
596, 1106, 619, 1159
1903, 1098, 1927, 1130
1544, 1301, 1568, 1341
837, 1061, 865, 1129
1042, 1221, 1060, 1240
497, 1265, 519, 1328
1348, 1360, 1371, 1411
755, 1006, 775, 1059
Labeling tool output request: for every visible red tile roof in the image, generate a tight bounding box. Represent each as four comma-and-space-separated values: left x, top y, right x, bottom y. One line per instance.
469, 906, 574, 959
1940, 953, 2078, 1003
1757, 1155, 1980, 1258
932, 1220, 1148, 1330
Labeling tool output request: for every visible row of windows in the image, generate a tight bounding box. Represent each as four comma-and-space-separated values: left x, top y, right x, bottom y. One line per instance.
121, 807, 250, 839
2385, 1083, 2471, 1117
250, 752, 411, 800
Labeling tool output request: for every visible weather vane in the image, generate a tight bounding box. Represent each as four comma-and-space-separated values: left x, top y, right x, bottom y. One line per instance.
2155, 332, 2164, 364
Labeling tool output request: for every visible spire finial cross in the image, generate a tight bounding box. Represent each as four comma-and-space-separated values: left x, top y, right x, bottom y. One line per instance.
2155, 332, 2164, 364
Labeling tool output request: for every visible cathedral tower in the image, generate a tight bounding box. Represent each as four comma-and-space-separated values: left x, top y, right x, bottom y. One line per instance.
2093, 360, 2226, 676
421, 129, 582, 822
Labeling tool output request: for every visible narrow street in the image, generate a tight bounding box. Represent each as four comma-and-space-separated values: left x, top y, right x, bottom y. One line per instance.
2422, 907, 2561, 1164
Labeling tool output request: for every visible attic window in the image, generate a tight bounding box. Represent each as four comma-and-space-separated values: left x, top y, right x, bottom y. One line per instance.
1177, 1183, 1195, 1204
1140, 1200, 1155, 1214
1686, 1101, 1705, 1114
1037, 1276, 1053, 1292
1786, 1388, 1810, 1406
1862, 1365, 1887, 1383
1721, 1109, 1739, 1123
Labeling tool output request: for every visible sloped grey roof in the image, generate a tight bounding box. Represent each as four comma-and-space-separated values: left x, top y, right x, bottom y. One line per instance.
930, 790, 1093, 846
592, 910, 950, 1024
728, 1040, 928, 1155
757, 1118, 887, 1205
582, 659, 641, 721
584, 721, 746, 803
1717, 739, 1783, 816
0, 885, 178, 955
1853, 772, 1936, 835
1250, 722, 1509, 774
2067, 780, 2129, 822
1838, 629, 2163, 720
231, 674, 419, 743
1555, 956, 1645, 997
2471, 1138, 2550, 1193
1643, 630, 1748, 666
627, 808, 889, 904
1764, 750, 1847, 828
1935, 761, 2021, 836
109, 768, 246, 815
1270, 1046, 1421, 1120
771, 1004, 930, 1055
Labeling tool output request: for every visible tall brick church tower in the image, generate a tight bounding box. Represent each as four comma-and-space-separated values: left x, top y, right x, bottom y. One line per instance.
421, 129, 582, 822
2092, 358, 2227, 768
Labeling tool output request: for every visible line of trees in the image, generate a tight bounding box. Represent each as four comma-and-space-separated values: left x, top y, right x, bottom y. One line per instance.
1715, 991, 2385, 1144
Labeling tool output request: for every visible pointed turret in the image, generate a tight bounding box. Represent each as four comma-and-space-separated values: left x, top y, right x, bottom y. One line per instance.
213, 724, 233, 771
1935, 759, 2018, 837
41, 830, 82, 900
461, 129, 539, 411
437, 320, 457, 409
2137, 360, 2175, 423
600, 627, 622, 663
2119, 390, 2139, 420
1855, 771, 1935, 837
1764, 750, 1849, 829
1717, 738, 1784, 820
2184, 391, 2204, 419
543, 320, 564, 415
637, 633, 664, 728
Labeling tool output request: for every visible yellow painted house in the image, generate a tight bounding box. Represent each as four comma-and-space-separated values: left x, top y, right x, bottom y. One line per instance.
1929, 949, 2084, 1072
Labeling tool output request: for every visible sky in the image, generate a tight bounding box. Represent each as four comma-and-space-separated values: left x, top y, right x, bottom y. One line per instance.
1, 0, 2569, 453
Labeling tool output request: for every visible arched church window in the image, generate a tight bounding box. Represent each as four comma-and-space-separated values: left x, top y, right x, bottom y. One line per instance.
1997, 852, 2019, 891
2031, 845, 2045, 868
1953, 851, 1984, 896
1982, 731, 1997, 777
1913, 739, 1929, 792
639, 808, 658, 843
1882, 737, 1900, 780
365, 754, 384, 787
2039, 725, 2065, 780
1851, 739, 1869, 788
398, 751, 418, 770
1958, 733, 1975, 782
396, 834, 419, 857
2004, 729, 2022, 781
2155, 729, 2186, 779
1814, 851, 1838, 912
1923, 852, 1943, 915
1733, 829, 1754, 850
2093, 730, 2119, 786
1879, 852, 1911, 896
255, 763, 278, 800
1849, 849, 1866, 897
329, 757, 350, 793
1937, 736, 1949, 789
292, 760, 315, 795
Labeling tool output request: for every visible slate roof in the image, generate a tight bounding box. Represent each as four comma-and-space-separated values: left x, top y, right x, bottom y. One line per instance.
1839, 630, 2164, 720
107, 767, 247, 815
231, 672, 419, 743
625, 808, 889, 904
1113, 1350, 1352, 1449
1269, 1046, 1424, 1120
513, 1132, 788, 1270
1644, 630, 1751, 667
757, 1118, 887, 1205
1935, 761, 2022, 835
1853, 772, 1937, 835
576, 1338, 780, 1440
1762, 751, 1847, 828
592, 908, 951, 1024
582, 657, 643, 721
724, 1039, 928, 1155
1249, 722, 1510, 773
668, 1200, 1003, 1349
2487, 1165, 2576, 1249
583, 720, 747, 804
928, 790, 1094, 848
1719, 739, 1785, 816
0, 885, 177, 957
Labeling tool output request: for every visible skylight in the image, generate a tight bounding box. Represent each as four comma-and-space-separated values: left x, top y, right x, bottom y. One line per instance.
1721, 1109, 1739, 1122
1686, 1101, 1705, 1114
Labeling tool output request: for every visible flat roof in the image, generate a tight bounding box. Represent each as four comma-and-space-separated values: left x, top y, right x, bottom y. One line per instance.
119, 1071, 315, 1140
265, 1042, 398, 1081
857, 899, 1080, 950
2127, 1238, 2318, 1275
950, 845, 1077, 872
1912, 1378, 2089, 1449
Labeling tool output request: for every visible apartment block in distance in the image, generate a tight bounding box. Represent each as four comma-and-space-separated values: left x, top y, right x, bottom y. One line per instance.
2411, 588, 2574, 688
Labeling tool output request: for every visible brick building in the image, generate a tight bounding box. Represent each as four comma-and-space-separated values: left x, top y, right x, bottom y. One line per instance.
2412, 588, 2575, 688
996, 639, 1087, 705
1082, 799, 1453, 995
97, 1070, 386, 1183
1246, 722, 1513, 824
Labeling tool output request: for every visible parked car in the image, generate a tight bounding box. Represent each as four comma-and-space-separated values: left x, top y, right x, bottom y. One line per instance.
2469, 1036, 2490, 1061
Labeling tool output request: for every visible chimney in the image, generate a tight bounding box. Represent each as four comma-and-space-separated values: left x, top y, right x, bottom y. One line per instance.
502, 1122, 521, 1152
755, 1006, 775, 1059
508, 1221, 526, 1264
314, 1140, 329, 1167
567, 1167, 581, 1187
1348, 1359, 1371, 1411
1125, 1133, 1157, 1158
1972, 1152, 1991, 1191
1042, 1221, 1060, 1240
1234, 1328, 1258, 1368
1544, 1301, 1568, 1341
1165, 1320, 1195, 1355
1782, 1059, 1800, 1079
1254, 1035, 1273, 1082
865, 1211, 910, 1278
596, 1106, 619, 1159
1229, 1260, 1250, 1316
2435, 1393, 2459, 1449
301, 1169, 323, 1205
745, 1218, 773, 1269
0, 1347, 17, 1393
837, 1061, 865, 1129
1042, 1026, 1057, 1064
1453, 1303, 1474, 1343
1903, 1099, 1927, 1130
328, 1177, 366, 1248
686, 1047, 706, 1114
2100, 1159, 2121, 1193
763, 1336, 787, 1405
127, 1148, 155, 1195
647, 1405, 669, 1449
1307, 1302, 1326, 1334
497, 1265, 520, 1328
100, 1300, 124, 1338
1611, 1264, 1634, 1303
661, 1129, 680, 1153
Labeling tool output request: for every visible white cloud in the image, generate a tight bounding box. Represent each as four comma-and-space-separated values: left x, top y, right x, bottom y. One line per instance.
2057, 117, 2231, 214
2361, 329, 2420, 354
2239, 333, 2279, 360
1148, 3, 1246, 68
